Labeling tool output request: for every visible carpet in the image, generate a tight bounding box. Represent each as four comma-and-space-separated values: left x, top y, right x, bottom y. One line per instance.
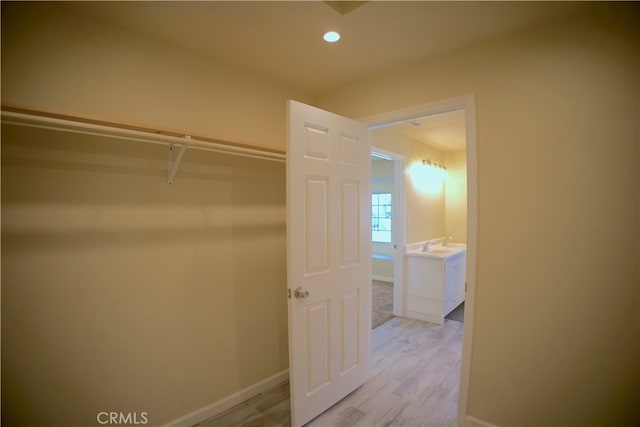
445, 302, 465, 322
372, 280, 394, 329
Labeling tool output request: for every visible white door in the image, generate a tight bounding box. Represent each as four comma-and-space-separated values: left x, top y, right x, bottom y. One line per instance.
287, 100, 371, 426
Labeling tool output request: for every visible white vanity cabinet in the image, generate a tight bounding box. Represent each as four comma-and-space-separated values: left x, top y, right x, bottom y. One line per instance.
405, 245, 466, 325
443, 253, 465, 315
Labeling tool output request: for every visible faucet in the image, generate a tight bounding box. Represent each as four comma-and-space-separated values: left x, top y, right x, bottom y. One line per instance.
430, 236, 453, 247
423, 237, 453, 251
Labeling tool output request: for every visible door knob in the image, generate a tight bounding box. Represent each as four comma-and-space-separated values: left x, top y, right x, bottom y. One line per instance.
294, 287, 309, 299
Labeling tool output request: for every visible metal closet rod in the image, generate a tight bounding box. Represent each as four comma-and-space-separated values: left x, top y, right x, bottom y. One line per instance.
0, 108, 286, 163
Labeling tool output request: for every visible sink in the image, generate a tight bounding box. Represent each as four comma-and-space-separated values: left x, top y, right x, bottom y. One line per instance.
424, 243, 465, 254
427, 247, 457, 254
408, 243, 466, 259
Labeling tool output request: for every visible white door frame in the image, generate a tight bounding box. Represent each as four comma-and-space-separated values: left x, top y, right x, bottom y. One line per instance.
361, 94, 477, 427
370, 147, 406, 317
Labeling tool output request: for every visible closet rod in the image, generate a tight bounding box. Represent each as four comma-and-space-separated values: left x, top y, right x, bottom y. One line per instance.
1, 109, 286, 163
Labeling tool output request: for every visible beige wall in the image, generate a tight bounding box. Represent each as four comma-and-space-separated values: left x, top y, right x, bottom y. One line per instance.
372, 126, 447, 244
371, 133, 467, 280
1, 3, 302, 426
445, 150, 467, 243
1, 125, 288, 426
1, 2, 312, 150
2, 2, 639, 427
319, 11, 640, 427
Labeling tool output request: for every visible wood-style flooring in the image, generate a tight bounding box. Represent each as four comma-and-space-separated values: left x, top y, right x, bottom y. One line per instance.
194, 317, 463, 427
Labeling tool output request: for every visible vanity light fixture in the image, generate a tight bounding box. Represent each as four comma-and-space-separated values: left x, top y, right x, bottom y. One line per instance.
408, 159, 447, 193
422, 159, 448, 177
323, 31, 341, 42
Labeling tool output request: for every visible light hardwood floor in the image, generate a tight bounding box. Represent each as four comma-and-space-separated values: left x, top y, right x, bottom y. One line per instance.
194, 317, 463, 427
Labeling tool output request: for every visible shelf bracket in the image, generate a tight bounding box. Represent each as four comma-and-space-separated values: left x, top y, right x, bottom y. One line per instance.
168, 135, 193, 185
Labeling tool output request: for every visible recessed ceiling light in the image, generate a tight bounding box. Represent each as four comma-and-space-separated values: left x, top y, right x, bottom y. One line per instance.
323, 31, 341, 43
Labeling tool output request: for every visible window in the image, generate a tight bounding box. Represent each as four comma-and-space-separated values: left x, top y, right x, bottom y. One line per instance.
372, 193, 392, 243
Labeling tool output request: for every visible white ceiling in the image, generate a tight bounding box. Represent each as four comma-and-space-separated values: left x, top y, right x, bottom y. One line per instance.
63, 1, 581, 96
61, 1, 584, 151
388, 109, 467, 152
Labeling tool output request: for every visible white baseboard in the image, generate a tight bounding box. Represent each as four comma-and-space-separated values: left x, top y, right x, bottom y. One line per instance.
372, 275, 393, 283
162, 369, 289, 427
465, 415, 499, 427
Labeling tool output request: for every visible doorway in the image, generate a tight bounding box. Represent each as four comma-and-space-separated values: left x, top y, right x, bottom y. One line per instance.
371, 108, 468, 324
284, 96, 477, 427
363, 94, 477, 426
370, 149, 406, 330
370, 150, 405, 329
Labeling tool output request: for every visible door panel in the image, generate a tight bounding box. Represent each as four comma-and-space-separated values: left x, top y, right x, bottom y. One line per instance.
340, 290, 359, 374
304, 177, 329, 274
287, 100, 371, 427
340, 180, 360, 266
306, 301, 330, 394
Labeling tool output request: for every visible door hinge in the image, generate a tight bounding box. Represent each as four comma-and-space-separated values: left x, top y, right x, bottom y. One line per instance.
465, 282, 467, 292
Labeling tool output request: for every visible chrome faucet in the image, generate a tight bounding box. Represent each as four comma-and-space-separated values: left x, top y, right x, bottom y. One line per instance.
431, 236, 453, 246
423, 237, 453, 251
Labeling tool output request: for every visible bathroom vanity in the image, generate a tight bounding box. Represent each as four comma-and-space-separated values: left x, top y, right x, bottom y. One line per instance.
404, 242, 466, 324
